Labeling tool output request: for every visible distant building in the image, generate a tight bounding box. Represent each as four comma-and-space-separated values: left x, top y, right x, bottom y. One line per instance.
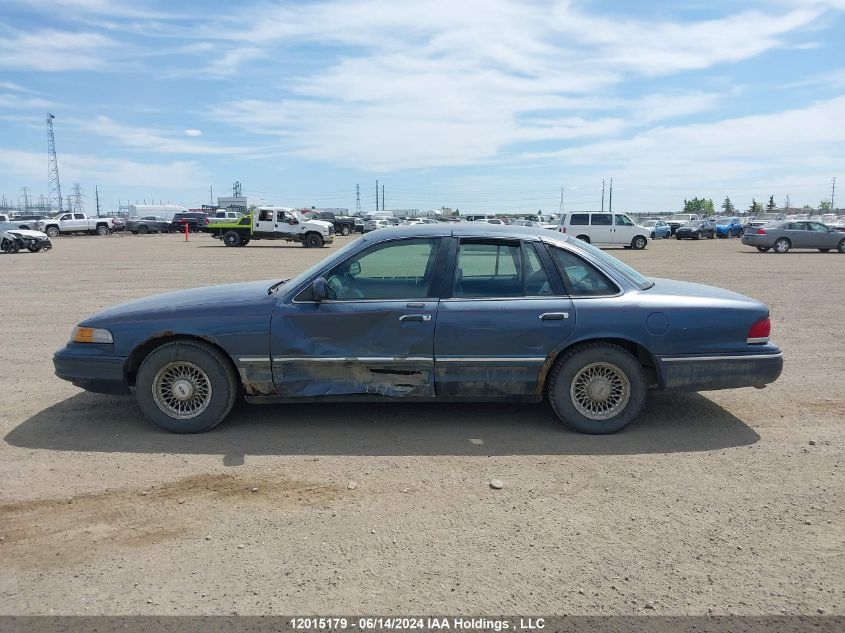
217, 195, 248, 214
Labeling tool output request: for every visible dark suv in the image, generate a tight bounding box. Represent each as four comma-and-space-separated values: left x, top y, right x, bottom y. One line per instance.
169, 212, 209, 233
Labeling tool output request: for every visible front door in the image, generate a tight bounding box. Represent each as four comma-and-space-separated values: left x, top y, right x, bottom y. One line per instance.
613, 213, 636, 243
434, 238, 576, 396
270, 237, 446, 398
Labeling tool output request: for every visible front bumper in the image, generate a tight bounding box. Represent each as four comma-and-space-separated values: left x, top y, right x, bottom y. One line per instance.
54, 345, 130, 395
657, 348, 783, 391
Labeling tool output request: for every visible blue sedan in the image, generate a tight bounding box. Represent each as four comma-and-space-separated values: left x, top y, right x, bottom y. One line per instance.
638, 219, 671, 239
715, 217, 744, 238
54, 225, 783, 435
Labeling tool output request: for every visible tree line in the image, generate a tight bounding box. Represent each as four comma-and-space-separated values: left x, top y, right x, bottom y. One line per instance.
683, 195, 832, 216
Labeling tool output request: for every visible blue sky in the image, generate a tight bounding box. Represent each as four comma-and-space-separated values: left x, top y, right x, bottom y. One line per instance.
1, 0, 843, 214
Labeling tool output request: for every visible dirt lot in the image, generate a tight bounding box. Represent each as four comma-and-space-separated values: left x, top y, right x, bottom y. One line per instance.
0, 231, 842, 615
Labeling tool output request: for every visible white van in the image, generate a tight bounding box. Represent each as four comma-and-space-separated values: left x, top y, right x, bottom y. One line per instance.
559, 212, 650, 249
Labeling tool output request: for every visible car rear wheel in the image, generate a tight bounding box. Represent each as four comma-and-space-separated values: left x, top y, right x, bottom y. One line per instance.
135, 341, 237, 433
576, 234, 590, 243
838, 239, 845, 254
222, 231, 241, 247
773, 238, 791, 254
96, 225, 110, 236
547, 343, 646, 434
650, 232, 655, 239
340, 225, 351, 236
139, 225, 149, 235
631, 235, 647, 250
756, 246, 770, 252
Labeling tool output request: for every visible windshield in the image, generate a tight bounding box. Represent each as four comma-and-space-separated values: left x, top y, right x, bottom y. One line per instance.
0, 222, 14, 230
668, 214, 691, 221
640, 220, 656, 226
714, 217, 731, 224
561, 237, 654, 290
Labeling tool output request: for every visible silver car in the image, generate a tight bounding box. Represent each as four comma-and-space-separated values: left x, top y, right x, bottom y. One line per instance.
741, 220, 845, 253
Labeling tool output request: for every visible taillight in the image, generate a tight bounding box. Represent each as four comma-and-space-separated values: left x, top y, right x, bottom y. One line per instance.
561, 227, 567, 233
747, 317, 770, 344
756, 228, 766, 235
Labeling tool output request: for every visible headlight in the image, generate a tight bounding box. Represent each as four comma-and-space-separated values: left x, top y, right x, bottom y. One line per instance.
72, 326, 113, 344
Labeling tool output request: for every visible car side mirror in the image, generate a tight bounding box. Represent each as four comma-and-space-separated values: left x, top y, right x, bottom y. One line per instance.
312, 277, 329, 302
288, 218, 299, 225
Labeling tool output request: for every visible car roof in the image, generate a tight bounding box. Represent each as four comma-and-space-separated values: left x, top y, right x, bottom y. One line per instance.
361, 222, 572, 244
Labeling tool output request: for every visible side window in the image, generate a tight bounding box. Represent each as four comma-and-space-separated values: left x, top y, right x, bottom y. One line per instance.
570, 213, 588, 226
74, 213, 85, 219
454, 241, 522, 298
591, 213, 612, 226
548, 246, 618, 297
277, 211, 286, 222
325, 238, 440, 300
239, 216, 251, 226
524, 243, 553, 296
614, 214, 633, 226
60, 214, 71, 221
809, 222, 828, 232
258, 209, 274, 222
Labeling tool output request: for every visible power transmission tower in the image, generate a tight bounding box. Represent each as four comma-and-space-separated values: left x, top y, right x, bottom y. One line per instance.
20, 187, 31, 211
355, 184, 362, 214
71, 183, 85, 213
233, 181, 242, 197
46, 113, 63, 215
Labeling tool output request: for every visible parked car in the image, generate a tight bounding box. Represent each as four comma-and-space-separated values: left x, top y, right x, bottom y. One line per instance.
560, 212, 650, 249
54, 224, 783, 435
474, 218, 505, 224
304, 210, 357, 236
638, 219, 671, 239
675, 219, 716, 240
205, 207, 334, 248
0, 222, 52, 253
741, 220, 845, 253
363, 219, 392, 233
714, 217, 744, 238
0, 214, 50, 230
38, 213, 115, 237
126, 216, 169, 234
169, 212, 209, 233
665, 213, 700, 235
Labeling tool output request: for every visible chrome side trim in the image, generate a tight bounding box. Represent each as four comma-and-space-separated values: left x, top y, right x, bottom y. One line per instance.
746, 337, 769, 344
435, 356, 546, 364
237, 356, 272, 364
272, 356, 433, 364
659, 353, 783, 363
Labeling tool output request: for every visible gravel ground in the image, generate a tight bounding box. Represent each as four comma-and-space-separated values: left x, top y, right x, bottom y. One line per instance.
0, 231, 842, 615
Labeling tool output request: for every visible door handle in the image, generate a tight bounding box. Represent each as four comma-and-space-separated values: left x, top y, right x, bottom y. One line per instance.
399, 314, 432, 322
539, 312, 569, 320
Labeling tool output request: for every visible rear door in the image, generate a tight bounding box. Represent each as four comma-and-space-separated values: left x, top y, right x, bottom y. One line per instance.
434, 238, 575, 396
589, 213, 613, 244
270, 237, 446, 398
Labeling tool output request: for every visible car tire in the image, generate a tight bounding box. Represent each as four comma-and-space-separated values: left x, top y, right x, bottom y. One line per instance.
135, 340, 238, 434
631, 235, 647, 250
304, 233, 324, 248
756, 246, 770, 252
576, 234, 590, 243
1, 238, 20, 254
27, 246, 41, 253
222, 231, 241, 247
818, 248, 830, 252
240, 238, 250, 246
340, 225, 351, 236
694, 231, 701, 240
838, 239, 845, 254
650, 232, 655, 239
45, 226, 59, 238
773, 238, 791, 254
548, 343, 647, 434
139, 225, 149, 235
96, 225, 110, 236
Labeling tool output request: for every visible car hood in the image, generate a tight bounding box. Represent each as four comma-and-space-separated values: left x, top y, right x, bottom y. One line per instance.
305, 220, 332, 230
85, 280, 279, 323
7, 228, 49, 239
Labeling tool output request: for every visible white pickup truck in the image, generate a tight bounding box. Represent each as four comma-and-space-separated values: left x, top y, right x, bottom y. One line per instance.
207, 210, 245, 225
38, 213, 115, 237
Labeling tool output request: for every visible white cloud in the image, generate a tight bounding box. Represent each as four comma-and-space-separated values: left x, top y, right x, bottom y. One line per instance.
0, 93, 54, 110
0, 29, 117, 71
183, 129, 202, 137
0, 148, 206, 189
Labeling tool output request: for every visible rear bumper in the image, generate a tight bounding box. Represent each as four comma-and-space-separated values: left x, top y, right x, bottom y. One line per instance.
54, 345, 130, 395
657, 349, 783, 391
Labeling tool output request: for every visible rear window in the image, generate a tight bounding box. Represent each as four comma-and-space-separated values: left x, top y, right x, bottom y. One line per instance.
570, 213, 588, 226
548, 246, 618, 297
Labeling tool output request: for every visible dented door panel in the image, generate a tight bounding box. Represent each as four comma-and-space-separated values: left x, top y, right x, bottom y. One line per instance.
270, 300, 437, 397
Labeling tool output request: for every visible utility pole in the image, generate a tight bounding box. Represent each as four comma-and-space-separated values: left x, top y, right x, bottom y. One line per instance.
608, 178, 613, 213
375, 180, 379, 211
355, 184, 362, 214
601, 179, 605, 212
95, 185, 101, 217
46, 113, 63, 215
558, 187, 564, 228
210, 186, 214, 206
832, 177, 837, 210
382, 184, 385, 212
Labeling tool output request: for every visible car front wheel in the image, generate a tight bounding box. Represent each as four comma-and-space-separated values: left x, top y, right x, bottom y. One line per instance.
631, 235, 647, 250
135, 341, 238, 433
340, 225, 351, 236
547, 343, 646, 434
773, 238, 791, 254
838, 239, 845, 253
303, 233, 324, 248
